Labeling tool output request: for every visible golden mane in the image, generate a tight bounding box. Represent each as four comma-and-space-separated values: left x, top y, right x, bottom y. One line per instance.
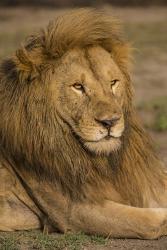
14, 9, 131, 79
0, 8, 165, 209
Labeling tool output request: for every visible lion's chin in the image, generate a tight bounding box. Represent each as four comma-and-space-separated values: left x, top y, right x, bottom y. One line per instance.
84, 137, 121, 155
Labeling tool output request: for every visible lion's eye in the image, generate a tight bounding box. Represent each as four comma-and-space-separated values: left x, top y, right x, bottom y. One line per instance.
111, 79, 119, 87
110, 79, 119, 94
72, 83, 85, 93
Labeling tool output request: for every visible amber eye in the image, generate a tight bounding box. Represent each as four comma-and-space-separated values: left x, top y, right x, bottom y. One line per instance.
72, 83, 85, 93
111, 79, 119, 87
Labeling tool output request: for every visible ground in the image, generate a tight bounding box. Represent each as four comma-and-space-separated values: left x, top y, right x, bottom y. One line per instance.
0, 6, 167, 250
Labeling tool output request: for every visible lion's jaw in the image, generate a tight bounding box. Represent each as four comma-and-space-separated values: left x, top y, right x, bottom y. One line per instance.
52, 46, 126, 155
84, 137, 121, 155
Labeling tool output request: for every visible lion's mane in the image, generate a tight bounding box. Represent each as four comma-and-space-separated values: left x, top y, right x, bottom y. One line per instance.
0, 9, 165, 207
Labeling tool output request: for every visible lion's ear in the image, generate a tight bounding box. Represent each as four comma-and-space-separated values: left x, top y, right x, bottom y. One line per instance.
11, 45, 44, 83
6, 32, 49, 84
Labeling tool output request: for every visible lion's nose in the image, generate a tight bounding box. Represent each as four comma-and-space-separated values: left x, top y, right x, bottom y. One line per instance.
95, 116, 121, 129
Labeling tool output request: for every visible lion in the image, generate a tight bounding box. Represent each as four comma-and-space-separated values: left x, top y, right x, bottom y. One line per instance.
0, 8, 167, 239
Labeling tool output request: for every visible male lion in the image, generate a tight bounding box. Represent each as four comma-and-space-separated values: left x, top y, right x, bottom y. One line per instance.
0, 8, 167, 239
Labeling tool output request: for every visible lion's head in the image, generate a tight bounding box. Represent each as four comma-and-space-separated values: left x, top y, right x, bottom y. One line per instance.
0, 9, 132, 183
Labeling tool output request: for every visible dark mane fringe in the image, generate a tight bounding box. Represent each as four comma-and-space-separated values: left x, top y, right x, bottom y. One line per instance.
0, 8, 166, 207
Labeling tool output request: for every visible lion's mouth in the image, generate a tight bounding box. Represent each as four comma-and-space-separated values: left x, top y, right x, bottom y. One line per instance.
102, 134, 121, 142
104, 134, 118, 140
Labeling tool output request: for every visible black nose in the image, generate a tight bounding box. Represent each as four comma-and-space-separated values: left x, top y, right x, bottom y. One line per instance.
95, 116, 121, 129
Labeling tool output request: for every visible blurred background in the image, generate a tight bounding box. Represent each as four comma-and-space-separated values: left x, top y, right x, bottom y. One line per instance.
0, 0, 167, 163
0, 0, 167, 7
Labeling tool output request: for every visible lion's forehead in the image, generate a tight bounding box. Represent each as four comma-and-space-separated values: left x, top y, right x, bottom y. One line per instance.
56, 46, 124, 87
85, 46, 123, 79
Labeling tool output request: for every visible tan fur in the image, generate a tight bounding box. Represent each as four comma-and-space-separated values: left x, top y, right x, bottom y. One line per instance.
0, 8, 167, 238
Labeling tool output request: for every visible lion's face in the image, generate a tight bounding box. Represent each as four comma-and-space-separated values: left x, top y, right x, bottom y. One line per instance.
51, 46, 126, 155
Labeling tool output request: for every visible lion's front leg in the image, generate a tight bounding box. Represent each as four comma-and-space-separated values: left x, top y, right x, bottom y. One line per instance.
0, 164, 41, 231
69, 201, 167, 239
9, 164, 167, 238
0, 193, 41, 231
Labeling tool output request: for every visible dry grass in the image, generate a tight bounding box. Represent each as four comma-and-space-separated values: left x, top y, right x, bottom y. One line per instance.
0, 231, 107, 250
